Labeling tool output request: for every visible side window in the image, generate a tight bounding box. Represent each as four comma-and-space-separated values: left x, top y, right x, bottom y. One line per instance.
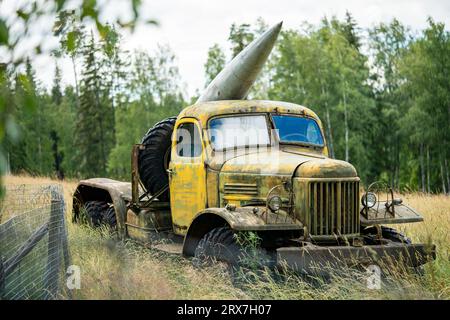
176, 122, 202, 157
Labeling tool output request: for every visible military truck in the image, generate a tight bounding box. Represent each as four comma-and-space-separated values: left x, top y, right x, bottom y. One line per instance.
72, 23, 435, 275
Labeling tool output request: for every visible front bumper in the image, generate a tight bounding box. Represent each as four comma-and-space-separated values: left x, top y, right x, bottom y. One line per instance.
276, 242, 436, 275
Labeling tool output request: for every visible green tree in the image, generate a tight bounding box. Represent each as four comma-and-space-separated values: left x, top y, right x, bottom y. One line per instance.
399, 18, 450, 193
108, 48, 185, 178
75, 33, 115, 177
369, 19, 412, 188
51, 63, 63, 105
228, 23, 255, 58
204, 43, 226, 87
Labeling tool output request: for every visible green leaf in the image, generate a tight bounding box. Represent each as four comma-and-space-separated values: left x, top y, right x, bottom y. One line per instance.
132, 0, 142, 19
145, 19, 159, 26
16, 10, 30, 21
56, 0, 66, 12
96, 20, 108, 39
0, 19, 9, 45
81, 0, 97, 19
66, 30, 77, 52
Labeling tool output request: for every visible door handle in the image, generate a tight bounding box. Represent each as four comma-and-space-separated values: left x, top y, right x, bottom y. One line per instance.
167, 168, 176, 176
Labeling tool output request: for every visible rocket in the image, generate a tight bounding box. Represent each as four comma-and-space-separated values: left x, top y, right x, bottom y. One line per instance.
196, 21, 283, 103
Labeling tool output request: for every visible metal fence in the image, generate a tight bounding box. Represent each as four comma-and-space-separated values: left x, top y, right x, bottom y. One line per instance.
0, 184, 70, 300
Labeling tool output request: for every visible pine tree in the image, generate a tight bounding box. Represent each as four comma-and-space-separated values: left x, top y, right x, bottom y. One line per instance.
75, 32, 114, 177
51, 63, 62, 105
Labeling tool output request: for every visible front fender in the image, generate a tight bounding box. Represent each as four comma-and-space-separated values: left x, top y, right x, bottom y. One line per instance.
182, 207, 302, 256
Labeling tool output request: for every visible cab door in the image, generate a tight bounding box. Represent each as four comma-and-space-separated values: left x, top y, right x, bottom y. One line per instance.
168, 118, 207, 235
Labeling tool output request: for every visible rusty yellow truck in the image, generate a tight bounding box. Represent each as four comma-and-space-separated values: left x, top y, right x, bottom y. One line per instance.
72, 23, 435, 275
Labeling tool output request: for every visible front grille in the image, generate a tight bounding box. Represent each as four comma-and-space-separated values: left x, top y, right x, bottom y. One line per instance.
308, 181, 359, 236
224, 183, 258, 195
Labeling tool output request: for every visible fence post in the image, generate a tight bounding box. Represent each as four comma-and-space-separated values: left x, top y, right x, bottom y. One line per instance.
60, 194, 72, 299
44, 187, 63, 299
0, 256, 5, 300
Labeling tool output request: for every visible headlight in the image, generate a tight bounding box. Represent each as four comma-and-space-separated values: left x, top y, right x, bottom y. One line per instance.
361, 192, 377, 208
267, 195, 282, 212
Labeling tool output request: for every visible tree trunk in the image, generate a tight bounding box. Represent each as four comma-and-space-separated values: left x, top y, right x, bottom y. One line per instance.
71, 55, 80, 108
325, 107, 335, 158
342, 84, 349, 162
420, 144, 425, 193
321, 84, 335, 158
395, 138, 400, 190
445, 157, 449, 194
426, 146, 431, 193
440, 156, 447, 194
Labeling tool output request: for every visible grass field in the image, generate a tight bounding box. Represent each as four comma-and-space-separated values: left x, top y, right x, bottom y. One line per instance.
2, 174, 449, 299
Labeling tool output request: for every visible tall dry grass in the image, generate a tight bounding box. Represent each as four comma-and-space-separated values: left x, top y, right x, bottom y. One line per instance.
2, 174, 449, 299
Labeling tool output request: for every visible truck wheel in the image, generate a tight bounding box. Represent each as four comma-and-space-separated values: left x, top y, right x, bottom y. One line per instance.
83, 200, 116, 229
193, 227, 273, 279
193, 227, 241, 267
138, 117, 176, 202
362, 226, 411, 244
381, 227, 411, 244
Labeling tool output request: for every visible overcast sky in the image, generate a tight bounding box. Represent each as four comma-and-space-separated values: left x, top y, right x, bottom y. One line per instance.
3, 0, 450, 98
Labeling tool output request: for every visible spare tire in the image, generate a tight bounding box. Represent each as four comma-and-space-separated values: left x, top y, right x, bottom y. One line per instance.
138, 116, 177, 201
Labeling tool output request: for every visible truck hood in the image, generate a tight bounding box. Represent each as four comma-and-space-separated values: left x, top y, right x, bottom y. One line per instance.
220, 149, 357, 178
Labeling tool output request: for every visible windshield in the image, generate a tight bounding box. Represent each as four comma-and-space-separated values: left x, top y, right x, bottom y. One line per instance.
272, 115, 324, 146
209, 115, 270, 150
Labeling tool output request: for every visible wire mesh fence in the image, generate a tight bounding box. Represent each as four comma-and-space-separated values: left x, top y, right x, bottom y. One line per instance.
0, 184, 70, 300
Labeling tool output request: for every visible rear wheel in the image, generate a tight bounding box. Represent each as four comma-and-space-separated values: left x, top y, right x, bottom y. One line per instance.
83, 200, 116, 229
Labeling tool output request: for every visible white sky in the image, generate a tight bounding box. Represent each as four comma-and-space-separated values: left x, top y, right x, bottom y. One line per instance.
2, 0, 450, 98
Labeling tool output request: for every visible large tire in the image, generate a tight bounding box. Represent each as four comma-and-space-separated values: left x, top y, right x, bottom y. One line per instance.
193, 227, 273, 272
193, 227, 275, 287
138, 117, 177, 202
193, 227, 242, 267
381, 227, 412, 244
362, 226, 411, 244
83, 200, 117, 229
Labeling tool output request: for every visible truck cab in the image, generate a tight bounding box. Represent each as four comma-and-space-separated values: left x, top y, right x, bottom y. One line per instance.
169, 100, 356, 235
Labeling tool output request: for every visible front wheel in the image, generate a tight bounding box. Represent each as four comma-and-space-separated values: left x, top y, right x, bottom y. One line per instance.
362, 226, 411, 244
193, 227, 274, 286
193, 227, 242, 267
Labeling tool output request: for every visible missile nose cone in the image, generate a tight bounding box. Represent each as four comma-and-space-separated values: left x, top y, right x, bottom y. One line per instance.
197, 21, 283, 103
274, 21, 283, 31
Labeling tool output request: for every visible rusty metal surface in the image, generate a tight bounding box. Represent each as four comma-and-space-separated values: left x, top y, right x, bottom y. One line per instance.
277, 242, 436, 275
295, 159, 357, 178
190, 207, 303, 231
77, 178, 132, 198
179, 100, 323, 133
360, 204, 424, 225
73, 178, 130, 239
360, 182, 424, 226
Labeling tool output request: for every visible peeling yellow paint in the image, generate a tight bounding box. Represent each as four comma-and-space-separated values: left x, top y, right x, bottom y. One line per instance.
169, 118, 207, 235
